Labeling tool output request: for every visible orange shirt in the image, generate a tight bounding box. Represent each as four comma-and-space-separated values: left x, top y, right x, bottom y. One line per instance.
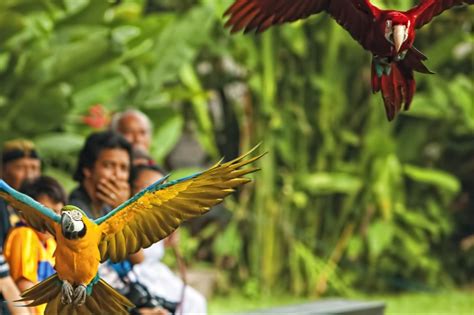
4, 226, 56, 314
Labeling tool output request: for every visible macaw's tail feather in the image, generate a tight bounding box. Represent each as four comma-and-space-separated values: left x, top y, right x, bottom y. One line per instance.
371, 48, 433, 121
18, 273, 61, 307
18, 274, 134, 315
371, 59, 415, 120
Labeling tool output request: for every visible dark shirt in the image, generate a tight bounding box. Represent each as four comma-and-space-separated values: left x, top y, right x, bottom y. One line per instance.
69, 185, 112, 219
0, 200, 11, 250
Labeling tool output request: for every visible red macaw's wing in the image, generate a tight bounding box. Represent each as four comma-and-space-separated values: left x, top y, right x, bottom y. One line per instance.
0, 180, 60, 236
224, 0, 380, 50
95, 146, 264, 263
407, 0, 474, 29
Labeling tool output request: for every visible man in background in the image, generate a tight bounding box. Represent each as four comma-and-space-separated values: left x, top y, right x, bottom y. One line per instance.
1, 139, 41, 191
0, 139, 42, 237
69, 131, 132, 218
110, 109, 152, 152
0, 139, 42, 315
0, 138, 41, 234
110, 109, 155, 166
70, 131, 169, 315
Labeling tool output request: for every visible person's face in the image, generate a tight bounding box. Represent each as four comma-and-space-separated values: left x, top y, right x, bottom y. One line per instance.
2, 157, 41, 189
36, 194, 63, 241
132, 169, 163, 194
118, 115, 151, 152
36, 194, 63, 215
84, 148, 130, 186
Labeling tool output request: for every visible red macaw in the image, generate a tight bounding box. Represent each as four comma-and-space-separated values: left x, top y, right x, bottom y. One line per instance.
224, 0, 473, 120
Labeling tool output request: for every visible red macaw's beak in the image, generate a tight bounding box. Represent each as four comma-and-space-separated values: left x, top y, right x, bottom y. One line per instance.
393, 24, 406, 53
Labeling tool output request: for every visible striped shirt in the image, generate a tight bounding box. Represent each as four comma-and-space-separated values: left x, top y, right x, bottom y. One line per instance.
0, 253, 9, 278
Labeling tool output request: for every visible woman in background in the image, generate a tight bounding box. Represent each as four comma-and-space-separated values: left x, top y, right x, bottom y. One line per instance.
131, 164, 207, 314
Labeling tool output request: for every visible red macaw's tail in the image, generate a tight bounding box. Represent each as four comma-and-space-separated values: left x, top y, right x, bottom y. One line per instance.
371, 48, 433, 121
18, 273, 134, 315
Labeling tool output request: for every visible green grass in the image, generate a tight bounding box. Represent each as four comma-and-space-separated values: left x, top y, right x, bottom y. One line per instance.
380, 290, 474, 315
209, 290, 474, 314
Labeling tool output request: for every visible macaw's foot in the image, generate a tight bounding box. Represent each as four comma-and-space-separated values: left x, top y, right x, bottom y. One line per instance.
73, 284, 87, 306
373, 55, 392, 77
61, 280, 74, 304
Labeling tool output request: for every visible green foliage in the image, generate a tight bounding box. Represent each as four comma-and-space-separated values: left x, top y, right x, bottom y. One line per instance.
0, 0, 473, 296
299, 172, 362, 195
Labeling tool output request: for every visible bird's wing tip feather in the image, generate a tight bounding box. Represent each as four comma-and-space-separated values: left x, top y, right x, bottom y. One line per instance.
0, 180, 9, 191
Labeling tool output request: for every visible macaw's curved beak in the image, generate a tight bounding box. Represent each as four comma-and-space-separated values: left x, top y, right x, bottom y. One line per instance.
393, 24, 406, 53
61, 213, 74, 234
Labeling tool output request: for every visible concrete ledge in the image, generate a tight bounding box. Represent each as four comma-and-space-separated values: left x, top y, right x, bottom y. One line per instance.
243, 299, 385, 315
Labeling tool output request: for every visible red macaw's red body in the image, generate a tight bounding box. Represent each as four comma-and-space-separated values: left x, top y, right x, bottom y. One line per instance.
224, 0, 473, 120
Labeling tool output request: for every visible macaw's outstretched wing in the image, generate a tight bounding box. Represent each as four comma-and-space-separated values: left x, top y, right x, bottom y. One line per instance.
0, 180, 60, 235
407, 0, 473, 29
224, 0, 381, 50
95, 146, 264, 263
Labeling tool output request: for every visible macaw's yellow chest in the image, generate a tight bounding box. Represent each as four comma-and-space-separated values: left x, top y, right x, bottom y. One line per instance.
53, 222, 102, 286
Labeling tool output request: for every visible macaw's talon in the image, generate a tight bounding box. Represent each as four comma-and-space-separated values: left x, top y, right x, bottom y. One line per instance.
73, 284, 87, 306
374, 56, 392, 77
61, 280, 74, 304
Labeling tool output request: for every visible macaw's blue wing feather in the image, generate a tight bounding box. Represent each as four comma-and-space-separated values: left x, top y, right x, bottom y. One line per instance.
0, 180, 60, 235
95, 145, 264, 263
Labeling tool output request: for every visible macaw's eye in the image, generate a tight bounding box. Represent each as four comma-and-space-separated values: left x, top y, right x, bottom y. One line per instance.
70, 210, 82, 221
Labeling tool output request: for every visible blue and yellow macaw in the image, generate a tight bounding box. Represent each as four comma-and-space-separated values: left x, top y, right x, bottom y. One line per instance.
0, 147, 263, 315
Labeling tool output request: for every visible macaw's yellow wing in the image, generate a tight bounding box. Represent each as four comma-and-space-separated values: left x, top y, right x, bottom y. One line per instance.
95, 146, 264, 263
0, 180, 60, 235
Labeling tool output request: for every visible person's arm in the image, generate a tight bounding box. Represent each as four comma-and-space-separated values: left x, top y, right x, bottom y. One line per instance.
0, 253, 31, 315
3, 229, 38, 314
16, 277, 35, 292
138, 307, 169, 315
128, 249, 145, 265
0, 276, 31, 315
164, 230, 179, 248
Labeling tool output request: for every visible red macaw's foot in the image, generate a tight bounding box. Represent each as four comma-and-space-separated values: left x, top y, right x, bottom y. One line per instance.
373, 56, 392, 77
73, 284, 87, 306
61, 280, 74, 304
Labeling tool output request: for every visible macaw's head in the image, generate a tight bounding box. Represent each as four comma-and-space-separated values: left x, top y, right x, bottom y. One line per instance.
383, 12, 411, 53
60, 205, 87, 240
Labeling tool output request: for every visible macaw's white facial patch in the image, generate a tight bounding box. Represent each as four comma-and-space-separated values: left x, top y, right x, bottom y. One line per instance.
72, 220, 85, 232
70, 210, 83, 221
